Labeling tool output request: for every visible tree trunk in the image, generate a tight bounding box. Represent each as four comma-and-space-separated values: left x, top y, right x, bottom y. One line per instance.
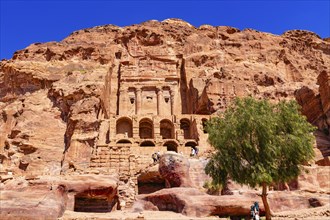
261, 182, 272, 220
221, 180, 232, 195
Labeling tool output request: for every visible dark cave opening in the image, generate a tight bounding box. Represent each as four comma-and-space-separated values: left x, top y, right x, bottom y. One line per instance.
73, 188, 118, 213
138, 182, 166, 195
137, 173, 165, 195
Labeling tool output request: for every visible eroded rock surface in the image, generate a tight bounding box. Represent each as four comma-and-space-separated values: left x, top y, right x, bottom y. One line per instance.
295, 70, 330, 165
0, 175, 118, 220
138, 187, 329, 217
158, 152, 193, 187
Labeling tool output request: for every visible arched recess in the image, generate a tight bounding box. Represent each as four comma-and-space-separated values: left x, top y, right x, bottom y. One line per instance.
180, 118, 191, 139
140, 140, 155, 147
116, 117, 133, 138
202, 118, 208, 134
163, 140, 178, 152
74, 188, 118, 212
117, 139, 132, 144
185, 141, 197, 148
139, 118, 154, 139
160, 119, 174, 139
137, 173, 165, 194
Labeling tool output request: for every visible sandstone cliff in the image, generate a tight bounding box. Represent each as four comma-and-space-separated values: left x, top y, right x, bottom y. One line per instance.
0, 19, 329, 219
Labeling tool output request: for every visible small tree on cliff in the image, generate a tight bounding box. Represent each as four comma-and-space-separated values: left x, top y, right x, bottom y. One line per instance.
205, 97, 315, 220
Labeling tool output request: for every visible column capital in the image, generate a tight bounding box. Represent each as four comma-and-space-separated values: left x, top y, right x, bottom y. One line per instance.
136, 87, 142, 115
156, 87, 163, 94
119, 87, 127, 93
170, 89, 176, 97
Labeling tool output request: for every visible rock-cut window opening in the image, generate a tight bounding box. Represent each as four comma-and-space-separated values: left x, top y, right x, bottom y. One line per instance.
180, 118, 191, 139
202, 118, 208, 134
164, 141, 178, 152
116, 117, 133, 138
160, 119, 174, 139
117, 139, 132, 144
185, 141, 197, 148
140, 141, 155, 147
139, 119, 154, 139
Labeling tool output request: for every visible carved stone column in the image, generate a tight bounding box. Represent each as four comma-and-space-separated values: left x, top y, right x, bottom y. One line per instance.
136, 87, 142, 115
119, 87, 126, 115
156, 87, 163, 116
170, 90, 176, 115
132, 116, 139, 139
110, 117, 117, 140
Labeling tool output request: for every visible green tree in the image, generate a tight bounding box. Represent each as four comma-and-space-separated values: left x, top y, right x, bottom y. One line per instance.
205, 97, 315, 220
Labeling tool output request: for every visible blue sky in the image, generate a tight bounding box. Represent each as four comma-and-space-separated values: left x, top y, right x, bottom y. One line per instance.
1, 0, 329, 59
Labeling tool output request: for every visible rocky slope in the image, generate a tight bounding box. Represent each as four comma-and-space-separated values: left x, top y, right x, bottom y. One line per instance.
0, 19, 329, 219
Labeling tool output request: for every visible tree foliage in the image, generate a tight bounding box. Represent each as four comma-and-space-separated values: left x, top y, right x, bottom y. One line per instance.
205, 97, 315, 188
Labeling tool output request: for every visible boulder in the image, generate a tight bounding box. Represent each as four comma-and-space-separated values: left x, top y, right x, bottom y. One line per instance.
138, 187, 261, 217
137, 164, 165, 194
138, 187, 329, 218
159, 152, 193, 187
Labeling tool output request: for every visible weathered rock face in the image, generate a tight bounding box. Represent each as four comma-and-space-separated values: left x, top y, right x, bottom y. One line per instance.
295, 70, 330, 165
318, 71, 330, 117
0, 90, 66, 176
0, 19, 330, 218
188, 158, 211, 189
296, 166, 330, 194
295, 70, 330, 132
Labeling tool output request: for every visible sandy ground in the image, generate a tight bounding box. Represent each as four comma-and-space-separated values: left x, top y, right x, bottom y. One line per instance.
59, 205, 330, 220
60, 210, 224, 220
272, 205, 330, 220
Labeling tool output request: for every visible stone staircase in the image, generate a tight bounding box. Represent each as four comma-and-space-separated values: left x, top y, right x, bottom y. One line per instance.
90, 144, 138, 208
90, 145, 134, 178
90, 145, 110, 172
